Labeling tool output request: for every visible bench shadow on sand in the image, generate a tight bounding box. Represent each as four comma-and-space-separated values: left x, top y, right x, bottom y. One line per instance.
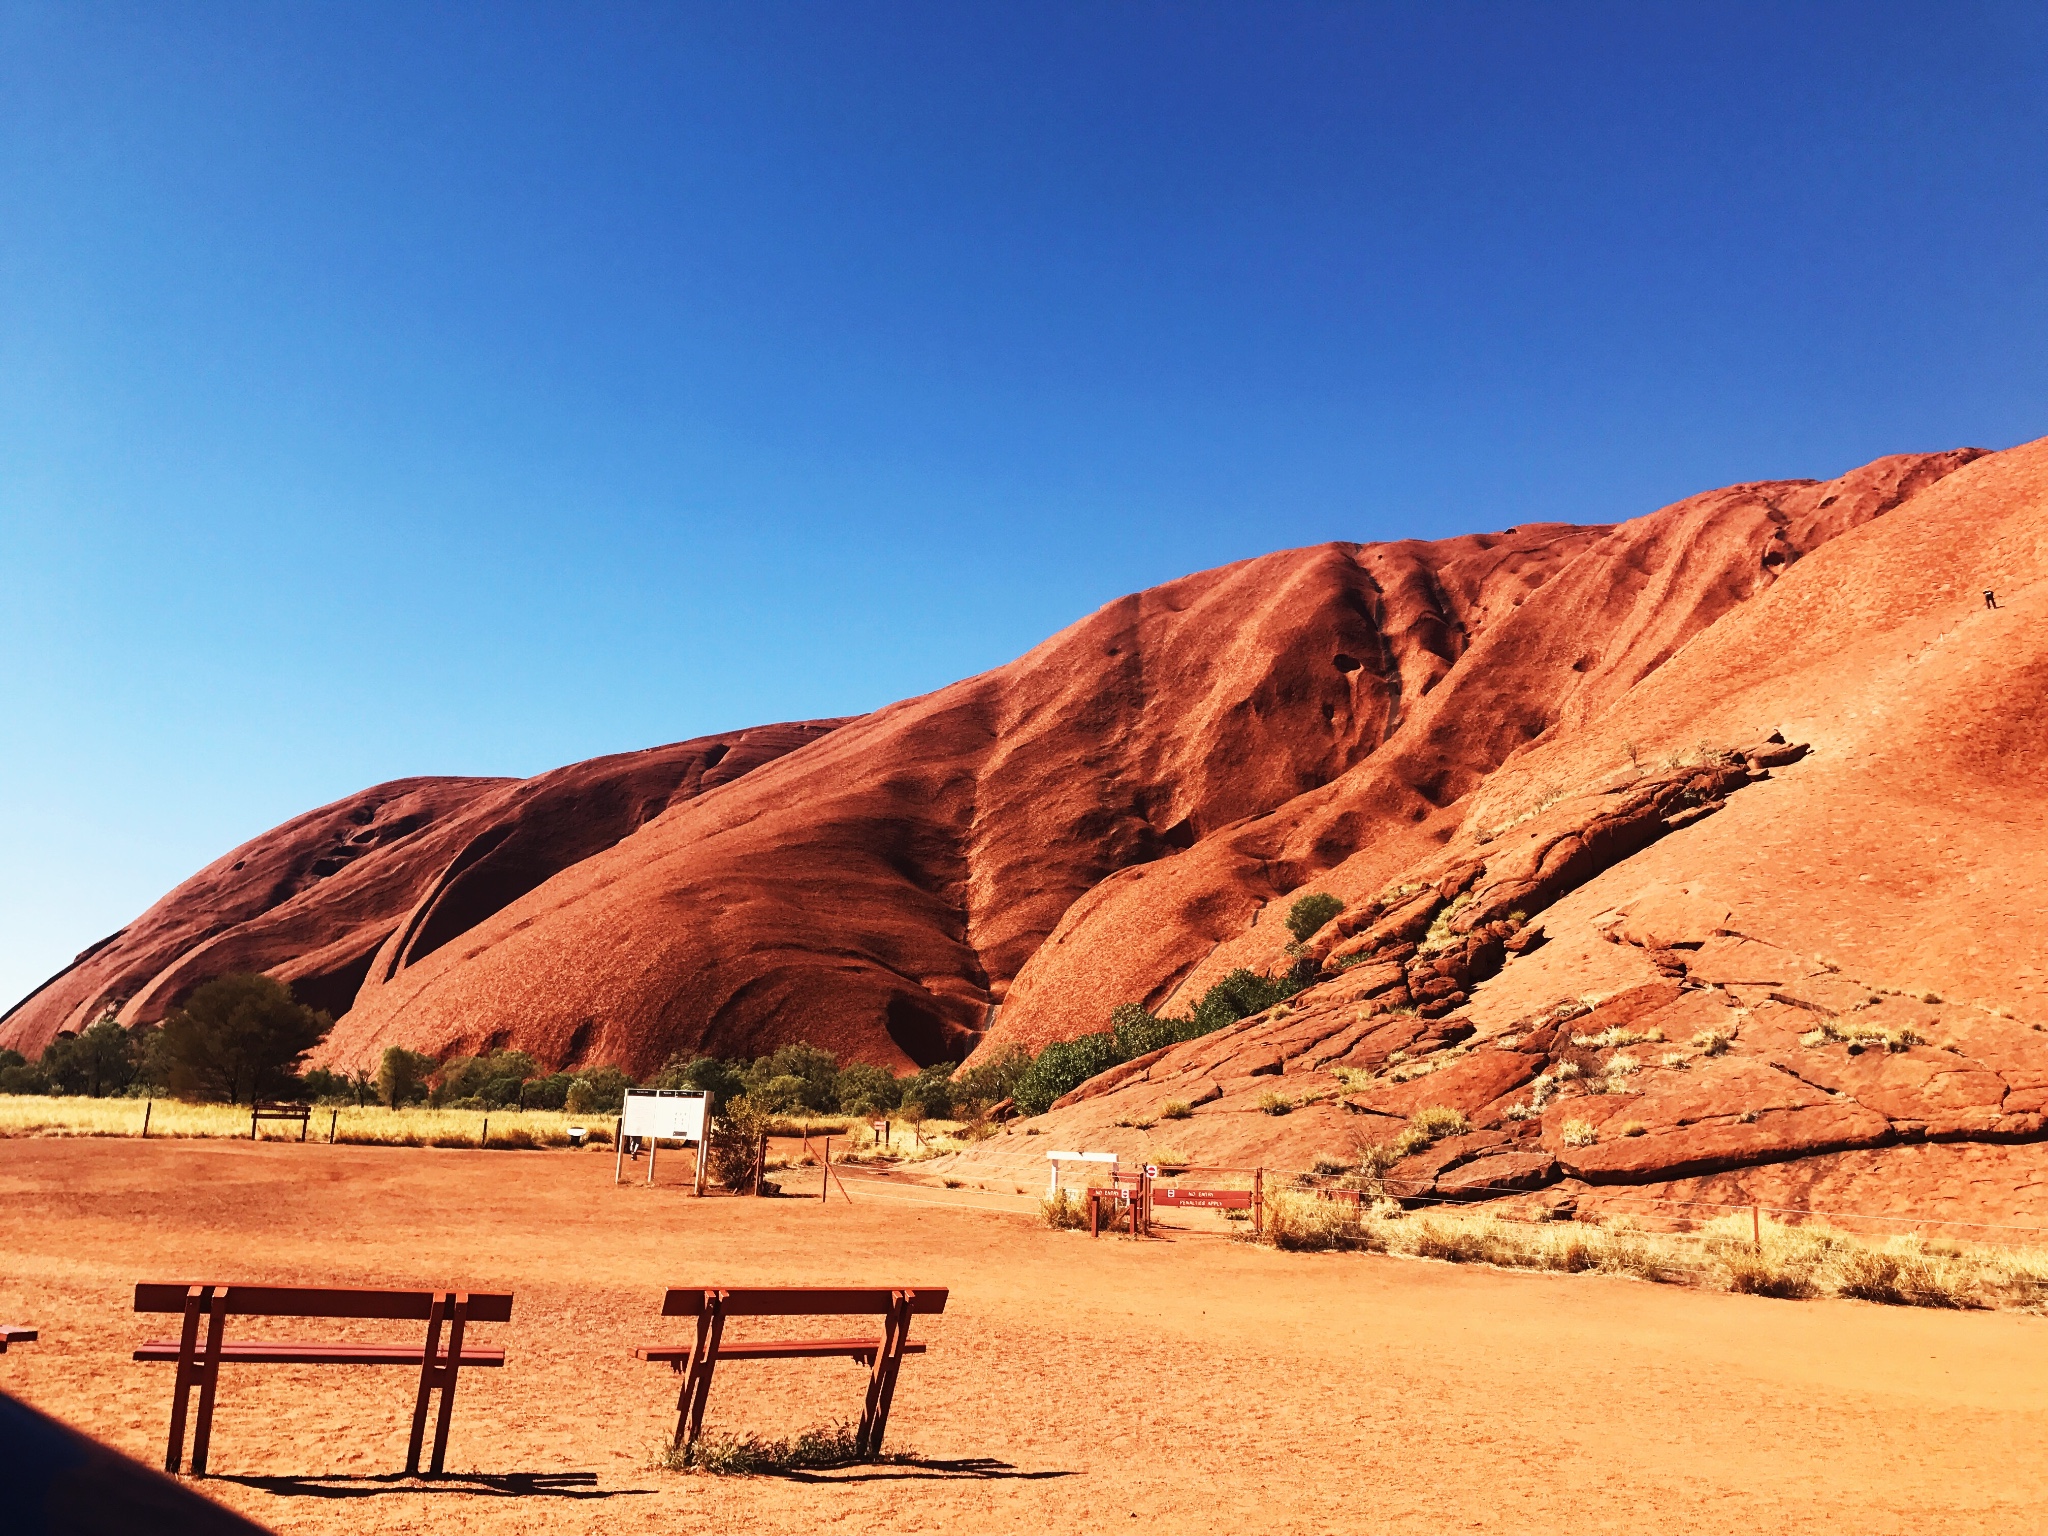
214, 1456, 1071, 1496
765, 1456, 1076, 1484
213, 1471, 640, 1500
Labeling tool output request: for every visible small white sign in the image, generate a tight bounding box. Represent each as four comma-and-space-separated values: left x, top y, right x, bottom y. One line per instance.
621, 1089, 708, 1143
1144, 1164, 1160, 1178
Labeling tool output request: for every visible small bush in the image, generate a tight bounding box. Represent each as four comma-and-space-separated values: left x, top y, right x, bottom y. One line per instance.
565, 1065, 634, 1116
1691, 1029, 1732, 1057
1256, 1091, 1293, 1116
656, 1421, 875, 1474
1560, 1119, 1598, 1147
1040, 1190, 1091, 1230
1263, 1192, 1361, 1251
1284, 892, 1345, 944
1159, 1099, 1193, 1120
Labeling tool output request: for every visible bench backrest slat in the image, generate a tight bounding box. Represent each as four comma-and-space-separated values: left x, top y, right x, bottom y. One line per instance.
135, 1284, 514, 1323
659, 1286, 947, 1318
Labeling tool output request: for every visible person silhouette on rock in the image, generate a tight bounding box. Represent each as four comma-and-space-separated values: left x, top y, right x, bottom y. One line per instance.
1984, 589, 1998, 609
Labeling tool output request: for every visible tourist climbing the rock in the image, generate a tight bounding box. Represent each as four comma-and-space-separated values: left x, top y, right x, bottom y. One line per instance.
1985, 588, 1998, 608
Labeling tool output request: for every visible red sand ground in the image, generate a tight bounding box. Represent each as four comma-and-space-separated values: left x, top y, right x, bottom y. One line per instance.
5, 1138, 2048, 1535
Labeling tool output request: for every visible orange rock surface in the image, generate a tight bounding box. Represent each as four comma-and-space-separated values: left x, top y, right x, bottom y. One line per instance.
7, 432, 2041, 1176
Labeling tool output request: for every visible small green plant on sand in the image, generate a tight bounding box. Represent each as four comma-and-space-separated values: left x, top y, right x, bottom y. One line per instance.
655, 1421, 909, 1474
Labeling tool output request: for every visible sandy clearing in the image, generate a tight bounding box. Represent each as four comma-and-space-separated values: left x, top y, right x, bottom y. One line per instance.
3, 1138, 2045, 1535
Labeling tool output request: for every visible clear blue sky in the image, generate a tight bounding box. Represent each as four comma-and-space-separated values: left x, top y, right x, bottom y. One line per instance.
4, 2, 2046, 1009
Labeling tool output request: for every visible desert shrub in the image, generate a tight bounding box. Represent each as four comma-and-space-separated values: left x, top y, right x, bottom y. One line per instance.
648, 1054, 746, 1103
751, 1074, 813, 1114
657, 1420, 870, 1474
742, 1043, 840, 1112
376, 1047, 436, 1108
703, 1097, 768, 1191
1406, 1105, 1470, 1143
1829, 1244, 1978, 1309
1560, 1119, 1598, 1147
1723, 1251, 1820, 1299
1263, 1191, 1362, 1251
1014, 1034, 1122, 1115
1256, 1090, 1293, 1116
834, 1062, 903, 1117
159, 975, 332, 1105
1109, 1004, 1178, 1061
1159, 1098, 1193, 1120
519, 1072, 574, 1110
1311, 1152, 1352, 1176
899, 1062, 957, 1120
41, 1014, 143, 1098
431, 1050, 538, 1108
1285, 892, 1345, 943
0, 1049, 50, 1096
1041, 1190, 1091, 1230
1186, 968, 1300, 1036
1692, 1029, 1732, 1057
951, 1046, 1031, 1111
565, 1065, 634, 1117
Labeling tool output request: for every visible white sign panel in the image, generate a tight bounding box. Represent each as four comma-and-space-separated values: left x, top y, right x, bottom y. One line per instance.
621, 1089, 709, 1143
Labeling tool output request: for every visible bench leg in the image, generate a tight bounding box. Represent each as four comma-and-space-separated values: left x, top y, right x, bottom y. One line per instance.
407, 1295, 447, 1475
164, 1286, 206, 1473
188, 1289, 229, 1476
859, 1291, 913, 1458
673, 1292, 725, 1452
428, 1297, 468, 1474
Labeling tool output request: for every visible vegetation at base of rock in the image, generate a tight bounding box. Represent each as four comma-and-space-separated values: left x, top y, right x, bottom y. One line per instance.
1284, 892, 1345, 943
1012, 967, 1313, 1115
1243, 1200, 2048, 1310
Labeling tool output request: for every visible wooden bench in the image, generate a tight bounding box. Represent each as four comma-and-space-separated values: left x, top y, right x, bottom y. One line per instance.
0, 1325, 35, 1353
134, 1283, 511, 1477
249, 1101, 311, 1140
636, 1286, 946, 1458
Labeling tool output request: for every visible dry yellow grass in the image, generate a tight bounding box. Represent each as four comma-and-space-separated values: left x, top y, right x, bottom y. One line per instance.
0, 1095, 609, 1148
1249, 1193, 2048, 1311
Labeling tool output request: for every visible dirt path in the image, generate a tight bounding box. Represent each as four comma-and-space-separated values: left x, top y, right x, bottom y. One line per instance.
3, 1138, 2044, 1534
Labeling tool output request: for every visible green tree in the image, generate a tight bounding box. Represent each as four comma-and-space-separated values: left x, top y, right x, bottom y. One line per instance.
0, 1048, 48, 1096
951, 1045, 1032, 1114
833, 1062, 902, 1117
565, 1065, 633, 1116
158, 974, 332, 1104
1013, 1035, 1121, 1115
377, 1046, 437, 1108
1284, 892, 1346, 944
648, 1053, 745, 1104
41, 1012, 140, 1098
743, 1043, 839, 1112
899, 1062, 957, 1121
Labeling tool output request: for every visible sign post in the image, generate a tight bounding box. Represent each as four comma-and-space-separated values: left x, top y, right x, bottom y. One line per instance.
615, 1089, 712, 1190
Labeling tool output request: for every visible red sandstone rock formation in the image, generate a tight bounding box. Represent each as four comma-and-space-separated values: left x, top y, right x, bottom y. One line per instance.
0, 722, 844, 1057
933, 435, 2048, 1213
8, 432, 2039, 1176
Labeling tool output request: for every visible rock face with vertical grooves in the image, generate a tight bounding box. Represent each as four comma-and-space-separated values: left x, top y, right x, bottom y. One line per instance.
7, 440, 2033, 1097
